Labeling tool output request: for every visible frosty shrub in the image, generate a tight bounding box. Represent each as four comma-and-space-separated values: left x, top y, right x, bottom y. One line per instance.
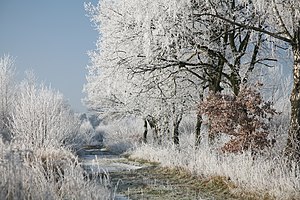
199, 85, 277, 153
10, 73, 80, 149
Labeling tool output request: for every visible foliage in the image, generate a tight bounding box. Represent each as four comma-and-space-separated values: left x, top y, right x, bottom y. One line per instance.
199, 85, 277, 153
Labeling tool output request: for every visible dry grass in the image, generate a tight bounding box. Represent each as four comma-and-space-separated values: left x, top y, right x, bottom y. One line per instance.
0, 144, 112, 200
129, 139, 300, 199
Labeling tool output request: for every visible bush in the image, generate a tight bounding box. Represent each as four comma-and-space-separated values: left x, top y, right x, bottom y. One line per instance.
10, 73, 80, 149
199, 85, 277, 153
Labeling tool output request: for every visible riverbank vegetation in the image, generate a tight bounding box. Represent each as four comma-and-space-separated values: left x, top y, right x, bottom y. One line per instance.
0, 55, 111, 199
97, 111, 299, 199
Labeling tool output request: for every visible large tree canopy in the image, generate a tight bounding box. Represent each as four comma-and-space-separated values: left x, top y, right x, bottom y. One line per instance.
84, 0, 297, 152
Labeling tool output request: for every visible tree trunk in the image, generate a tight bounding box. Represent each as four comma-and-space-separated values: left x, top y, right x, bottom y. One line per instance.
285, 45, 300, 161
146, 115, 160, 144
195, 113, 202, 147
229, 71, 241, 96
173, 123, 180, 145
143, 119, 148, 143
173, 114, 182, 146
207, 81, 223, 145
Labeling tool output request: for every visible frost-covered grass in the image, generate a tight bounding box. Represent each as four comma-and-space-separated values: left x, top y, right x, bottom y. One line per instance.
99, 114, 299, 199
130, 141, 300, 199
0, 142, 112, 200
0, 114, 113, 200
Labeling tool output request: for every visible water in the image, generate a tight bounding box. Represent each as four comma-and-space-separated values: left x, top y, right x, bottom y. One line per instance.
78, 147, 213, 200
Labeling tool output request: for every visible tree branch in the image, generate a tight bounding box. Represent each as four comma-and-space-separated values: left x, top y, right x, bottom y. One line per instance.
195, 13, 293, 44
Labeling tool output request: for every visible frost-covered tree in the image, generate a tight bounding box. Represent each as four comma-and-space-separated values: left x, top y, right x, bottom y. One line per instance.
84, 65, 139, 118
196, 0, 300, 161
10, 72, 80, 149
0, 55, 16, 135
191, 1, 277, 145
84, 0, 203, 144
85, 0, 272, 146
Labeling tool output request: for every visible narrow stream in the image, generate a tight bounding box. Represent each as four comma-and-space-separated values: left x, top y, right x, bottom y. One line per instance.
77, 147, 145, 200
77, 147, 227, 200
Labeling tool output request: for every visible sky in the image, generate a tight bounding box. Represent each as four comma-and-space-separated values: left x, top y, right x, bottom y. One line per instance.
0, 0, 99, 113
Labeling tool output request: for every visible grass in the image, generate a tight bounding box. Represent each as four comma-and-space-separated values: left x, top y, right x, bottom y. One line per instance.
110, 164, 240, 199
126, 156, 160, 167
129, 141, 300, 200
98, 113, 300, 199
0, 143, 112, 200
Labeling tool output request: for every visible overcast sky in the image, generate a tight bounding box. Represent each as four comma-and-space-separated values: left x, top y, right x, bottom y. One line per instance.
0, 0, 98, 113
